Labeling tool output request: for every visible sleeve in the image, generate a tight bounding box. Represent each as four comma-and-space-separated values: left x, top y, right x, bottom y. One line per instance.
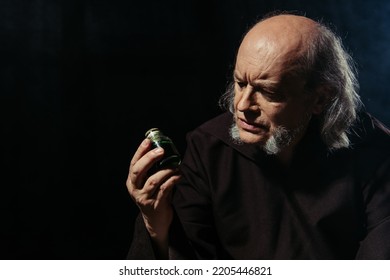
172, 131, 231, 259
126, 213, 157, 260
126, 211, 196, 260
356, 158, 390, 259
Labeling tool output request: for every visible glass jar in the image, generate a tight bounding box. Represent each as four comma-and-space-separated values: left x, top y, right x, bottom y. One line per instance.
145, 128, 181, 170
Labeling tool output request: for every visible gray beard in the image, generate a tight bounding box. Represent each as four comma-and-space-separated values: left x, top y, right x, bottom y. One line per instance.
229, 122, 303, 155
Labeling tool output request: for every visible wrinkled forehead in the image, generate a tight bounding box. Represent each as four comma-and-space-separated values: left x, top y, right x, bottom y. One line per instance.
236, 34, 303, 78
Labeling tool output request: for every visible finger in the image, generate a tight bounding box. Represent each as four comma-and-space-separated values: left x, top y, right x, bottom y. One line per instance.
129, 138, 152, 172
130, 172, 180, 213
141, 168, 179, 197
157, 174, 181, 201
127, 138, 151, 190
130, 188, 154, 209
128, 144, 165, 189
132, 147, 165, 187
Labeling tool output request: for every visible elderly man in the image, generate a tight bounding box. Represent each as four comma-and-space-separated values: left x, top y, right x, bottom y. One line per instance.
127, 13, 390, 259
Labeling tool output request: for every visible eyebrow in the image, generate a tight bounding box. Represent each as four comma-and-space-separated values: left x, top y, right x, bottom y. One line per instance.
233, 71, 278, 89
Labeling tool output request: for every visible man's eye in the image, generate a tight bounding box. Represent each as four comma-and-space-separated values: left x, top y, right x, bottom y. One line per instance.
236, 81, 246, 88
261, 91, 285, 102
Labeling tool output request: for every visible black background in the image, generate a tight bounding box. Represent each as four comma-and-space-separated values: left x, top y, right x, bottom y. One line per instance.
1, 0, 389, 259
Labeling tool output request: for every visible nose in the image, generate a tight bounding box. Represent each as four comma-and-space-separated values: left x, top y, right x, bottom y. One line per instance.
236, 86, 258, 112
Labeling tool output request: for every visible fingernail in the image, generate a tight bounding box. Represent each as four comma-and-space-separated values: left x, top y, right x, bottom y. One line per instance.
142, 138, 149, 146
154, 147, 163, 154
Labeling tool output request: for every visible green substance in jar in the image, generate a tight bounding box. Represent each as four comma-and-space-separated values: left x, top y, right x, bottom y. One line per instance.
145, 128, 181, 170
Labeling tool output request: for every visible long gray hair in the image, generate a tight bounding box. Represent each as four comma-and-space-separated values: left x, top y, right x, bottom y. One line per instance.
219, 15, 363, 151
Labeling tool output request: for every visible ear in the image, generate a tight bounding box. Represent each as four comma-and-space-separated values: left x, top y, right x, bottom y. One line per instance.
311, 86, 331, 115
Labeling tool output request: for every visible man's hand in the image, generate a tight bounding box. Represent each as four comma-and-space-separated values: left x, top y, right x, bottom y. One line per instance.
126, 138, 181, 258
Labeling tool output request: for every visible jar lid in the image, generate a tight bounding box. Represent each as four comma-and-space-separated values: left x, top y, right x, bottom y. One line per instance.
145, 128, 160, 138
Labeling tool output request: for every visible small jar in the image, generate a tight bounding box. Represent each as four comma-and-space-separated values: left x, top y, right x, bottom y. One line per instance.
145, 128, 181, 170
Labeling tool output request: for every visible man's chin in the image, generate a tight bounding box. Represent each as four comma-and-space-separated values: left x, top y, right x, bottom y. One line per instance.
238, 129, 268, 144
239, 135, 267, 145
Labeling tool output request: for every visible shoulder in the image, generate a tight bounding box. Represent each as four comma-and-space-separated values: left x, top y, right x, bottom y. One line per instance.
351, 112, 389, 148
188, 112, 233, 142
348, 111, 390, 183
183, 112, 234, 154
350, 111, 390, 158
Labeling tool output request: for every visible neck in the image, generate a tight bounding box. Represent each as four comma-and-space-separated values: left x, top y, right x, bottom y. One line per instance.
274, 128, 308, 167
275, 146, 295, 167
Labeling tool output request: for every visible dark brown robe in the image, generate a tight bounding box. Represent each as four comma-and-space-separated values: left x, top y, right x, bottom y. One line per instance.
128, 111, 390, 259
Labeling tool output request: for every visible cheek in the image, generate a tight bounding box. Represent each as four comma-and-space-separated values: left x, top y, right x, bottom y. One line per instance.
233, 93, 239, 108
233, 88, 243, 107
261, 103, 286, 122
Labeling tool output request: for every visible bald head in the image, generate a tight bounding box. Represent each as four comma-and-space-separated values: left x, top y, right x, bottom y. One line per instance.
250, 14, 319, 35
237, 14, 320, 70
242, 14, 319, 48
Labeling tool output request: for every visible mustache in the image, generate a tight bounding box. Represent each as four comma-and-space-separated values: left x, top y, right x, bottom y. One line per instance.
235, 114, 269, 129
